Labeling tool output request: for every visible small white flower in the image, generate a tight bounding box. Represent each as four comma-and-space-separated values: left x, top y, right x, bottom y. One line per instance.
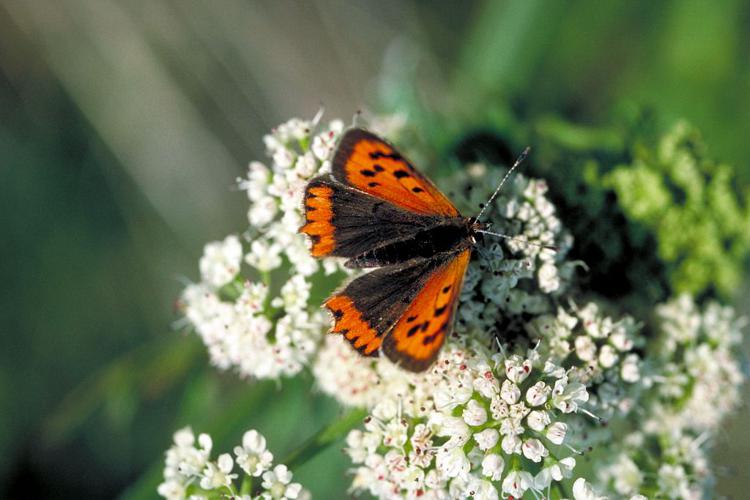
501, 433, 522, 455
272, 275, 310, 314
538, 262, 560, 293
156, 480, 184, 500
200, 453, 236, 490
505, 355, 532, 383
273, 147, 295, 168
435, 447, 470, 479
609, 454, 643, 495
621, 354, 641, 383
527, 410, 551, 431
467, 477, 499, 500
245, 239, 283, 272
200, 235, 243, 287
481, 454, 505, 481
490, 395, 509, 419
261, 464, 303, 499
234, 429, 274, 477
293, 152, 317, 178
248, 196, 278, 227
436, 416, 471, 448
658, 464, 689, 498
240, 161, 271, 201
599, 344, 618, 368
534, 457, 576, 489
575, 335, 597, 362
500, 380, 521, 404
462, 399, 488, 426
545, 421, 568, 445
572, 477, 607, 500
522, 438, 549, 462
525, 381, 551, 406
474, 428, 500, 451
552, 376, 589, 413
311, 130, 337, 160
174, 426, 195, 448
502, 470, 533, 498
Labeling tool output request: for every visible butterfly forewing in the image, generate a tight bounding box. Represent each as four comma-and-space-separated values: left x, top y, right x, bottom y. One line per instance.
301, 176, 441, 259
332, 128, 460, 217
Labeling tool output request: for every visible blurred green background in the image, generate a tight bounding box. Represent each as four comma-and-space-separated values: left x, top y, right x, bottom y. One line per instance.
1, 1, 748, 498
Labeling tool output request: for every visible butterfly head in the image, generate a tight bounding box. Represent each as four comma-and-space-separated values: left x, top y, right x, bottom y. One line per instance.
466, 217, 487, 245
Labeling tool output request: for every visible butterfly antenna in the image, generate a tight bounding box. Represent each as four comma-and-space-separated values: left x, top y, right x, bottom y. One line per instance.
351, 108, 363, 127
476, 229, 558, 251
476, 146, 530, 221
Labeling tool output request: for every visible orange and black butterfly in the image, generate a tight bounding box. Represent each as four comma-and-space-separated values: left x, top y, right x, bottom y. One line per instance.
300, 128, 528, 372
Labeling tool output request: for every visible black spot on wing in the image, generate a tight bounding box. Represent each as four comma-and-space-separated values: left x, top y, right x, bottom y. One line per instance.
422, 333, 439, 345
360, 169, 376, 177
434, 305, 447, 316
422, 321, 449, 345
369, 151, 403, 161
412, 187, 424, 193
393, 170, 410, 179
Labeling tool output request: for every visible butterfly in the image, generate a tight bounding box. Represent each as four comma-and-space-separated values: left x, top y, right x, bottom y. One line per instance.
300, 128, 529, 372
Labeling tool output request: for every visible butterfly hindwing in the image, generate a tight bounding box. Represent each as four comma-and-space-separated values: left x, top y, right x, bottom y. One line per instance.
324, 259, 443, 356
301, 175, 441, 262
332, 128, 460, 217
382, 249, 471, 372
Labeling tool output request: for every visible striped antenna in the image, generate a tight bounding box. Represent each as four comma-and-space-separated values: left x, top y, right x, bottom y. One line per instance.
475, 146, 530, 220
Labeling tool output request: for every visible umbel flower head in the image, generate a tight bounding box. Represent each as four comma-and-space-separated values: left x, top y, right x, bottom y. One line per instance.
158, 426, 308, 500
344, 342, 588, 499
176, 114, 746, 499
179, 116, 349, 380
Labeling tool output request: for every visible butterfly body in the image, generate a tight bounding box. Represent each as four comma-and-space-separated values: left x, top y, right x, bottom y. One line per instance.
301, 128, 479, 372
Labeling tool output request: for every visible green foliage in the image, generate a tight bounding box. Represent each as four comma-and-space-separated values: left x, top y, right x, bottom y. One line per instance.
392, 102, 749, 308
599, 122, 750, 297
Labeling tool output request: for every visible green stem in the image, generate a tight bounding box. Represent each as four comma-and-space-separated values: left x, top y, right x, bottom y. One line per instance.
239, 476, 252, 495
282, 407, 368, 470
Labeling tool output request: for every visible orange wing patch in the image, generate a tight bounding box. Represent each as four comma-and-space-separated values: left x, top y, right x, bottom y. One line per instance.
325, 295, 382, 356
382, 250, 470, 372
333, 129, 460, 217
300, 183, 336, 257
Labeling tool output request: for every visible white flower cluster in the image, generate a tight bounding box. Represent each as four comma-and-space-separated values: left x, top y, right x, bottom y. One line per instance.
444, 163, 577, 331
589, 295, 745, 499
344, 341, 591, 499
158, 426, 308, 500
530, 302, 642, 416
649, 294, 745, 433
180, 115, 411, 379
179, 118, 343, 379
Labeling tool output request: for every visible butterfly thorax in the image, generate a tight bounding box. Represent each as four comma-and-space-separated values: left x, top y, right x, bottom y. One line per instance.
345, 217, 476, 268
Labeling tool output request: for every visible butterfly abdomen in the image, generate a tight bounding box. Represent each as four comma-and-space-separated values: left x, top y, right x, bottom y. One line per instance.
345, 219, 474, 268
